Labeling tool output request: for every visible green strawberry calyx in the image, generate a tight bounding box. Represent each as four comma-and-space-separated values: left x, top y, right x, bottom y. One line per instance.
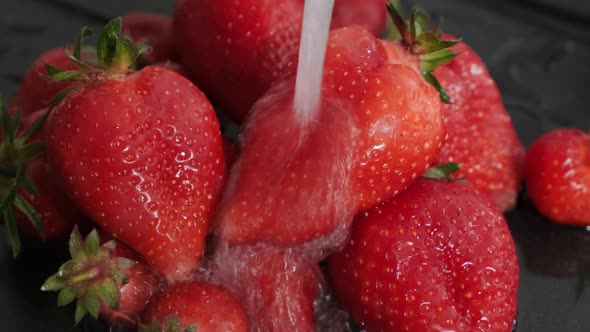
139, 315, 197, 332
422, 162, 461, 181
0, 96, 49, 257
386, 0, 459, 103
47, 17, 147, 84
41, 226, 136, 325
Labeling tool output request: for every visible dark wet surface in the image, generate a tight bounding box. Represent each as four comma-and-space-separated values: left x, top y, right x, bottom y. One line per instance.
1, 0, 590, 331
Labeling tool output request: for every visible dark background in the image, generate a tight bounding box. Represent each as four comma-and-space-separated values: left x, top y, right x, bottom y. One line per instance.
1, 0, 590, 331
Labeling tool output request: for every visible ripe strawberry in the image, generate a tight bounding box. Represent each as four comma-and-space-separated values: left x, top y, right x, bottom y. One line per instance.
42, 227, 160, 327
332, 0, 388, 36
326, 170, 519, 331
433, 35, 525, 212
121, 12, 176, 65
173, 0, 304, 121
173, 0, 389, 121
213, 243, 322, 331
8, 48, 80, 115
524, 128, 590, 225
46, 19, 226, 282
216, 4, 451, 247
141, 281, 249, 332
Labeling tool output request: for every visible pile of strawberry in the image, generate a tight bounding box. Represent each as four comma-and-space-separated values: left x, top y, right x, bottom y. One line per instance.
2, 0, 587, 331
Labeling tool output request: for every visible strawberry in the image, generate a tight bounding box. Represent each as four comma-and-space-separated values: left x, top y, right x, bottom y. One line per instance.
216, 4, 451, 247
433, 35, 525, 212
331, 0, 388, 36
141, 281, 249, 332
41, 227, 160, 327
45, 19, 226, 282
121, 12, 176, 65
8, 48, 81, 115
326, 166, 519, 332
173, 0, 304, 121
173, 0, 389, 121
524, 128, 590, 225
212, 243, 322, 331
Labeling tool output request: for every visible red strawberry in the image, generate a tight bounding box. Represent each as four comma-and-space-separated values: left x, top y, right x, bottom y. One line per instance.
173, 0, 389, 122
524, 128, 590, 225
173, 0, 304, 121
42, 227, 160, 327
216, 6, 450, 247
213, 243, 322, 331
332, 0, 388, 36
121, 12, 176, 65
433, 35, 525, 212
8, 48, 80, 115
46, 19, 226, 282
326, 173, 519, 331
141, 281, 249, 332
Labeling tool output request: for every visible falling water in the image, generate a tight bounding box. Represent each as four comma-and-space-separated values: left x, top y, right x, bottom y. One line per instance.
293, 0, 335, 124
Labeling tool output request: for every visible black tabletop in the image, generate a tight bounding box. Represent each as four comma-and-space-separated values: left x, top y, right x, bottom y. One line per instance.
1, 0, 590, 331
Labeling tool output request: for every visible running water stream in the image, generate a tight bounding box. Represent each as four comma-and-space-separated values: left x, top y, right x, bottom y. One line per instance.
293, 0, 335, 124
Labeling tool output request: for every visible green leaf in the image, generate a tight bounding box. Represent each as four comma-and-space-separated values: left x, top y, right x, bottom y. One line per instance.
386, 0, 410, 44
98, 278, 121, 310
68, 225, 85, 259
117, 257, 136, 271
57, 286, 77, 307
113, 269, 129, 285
420, 48, 458, 73
21, 174, 38, 197
74, 300, 88, 325
423, 162, 461, 180
50, 86, 76, 106
17, 142, 45, 163
84, 229, 100, 256
65, 49, 94, 72
422, 72, 451, 104
185, 323, 197, 332
74, 27, 94, 60
3, 207, 21, 258
45, 64, 64, 76
41, 273, 66, 291
49, 70, 84, 82
84, 288, 101, 319
13, 194, 45, 240
22, 107, 51, 142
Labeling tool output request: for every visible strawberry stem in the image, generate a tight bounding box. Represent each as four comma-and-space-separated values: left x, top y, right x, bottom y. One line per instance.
41, 227, 134, 325
386, 0, 459, 103
0, 96, 48, 256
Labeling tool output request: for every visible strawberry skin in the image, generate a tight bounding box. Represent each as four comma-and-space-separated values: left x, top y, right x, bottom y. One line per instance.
332, 0, 388, 36
173, 0, 303, 121
433, 36, 525, 212
47, 66, 226, 282
142, 281, 249, 332
524, 128, 590, 225
173, 0, 390, 122
327, 178, 519, 331
217, 26, 444, 246
213, 243, 322, 332
9, 48, 79, 115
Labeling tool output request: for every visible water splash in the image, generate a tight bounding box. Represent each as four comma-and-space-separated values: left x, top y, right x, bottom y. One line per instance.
293, 0, 335, 124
